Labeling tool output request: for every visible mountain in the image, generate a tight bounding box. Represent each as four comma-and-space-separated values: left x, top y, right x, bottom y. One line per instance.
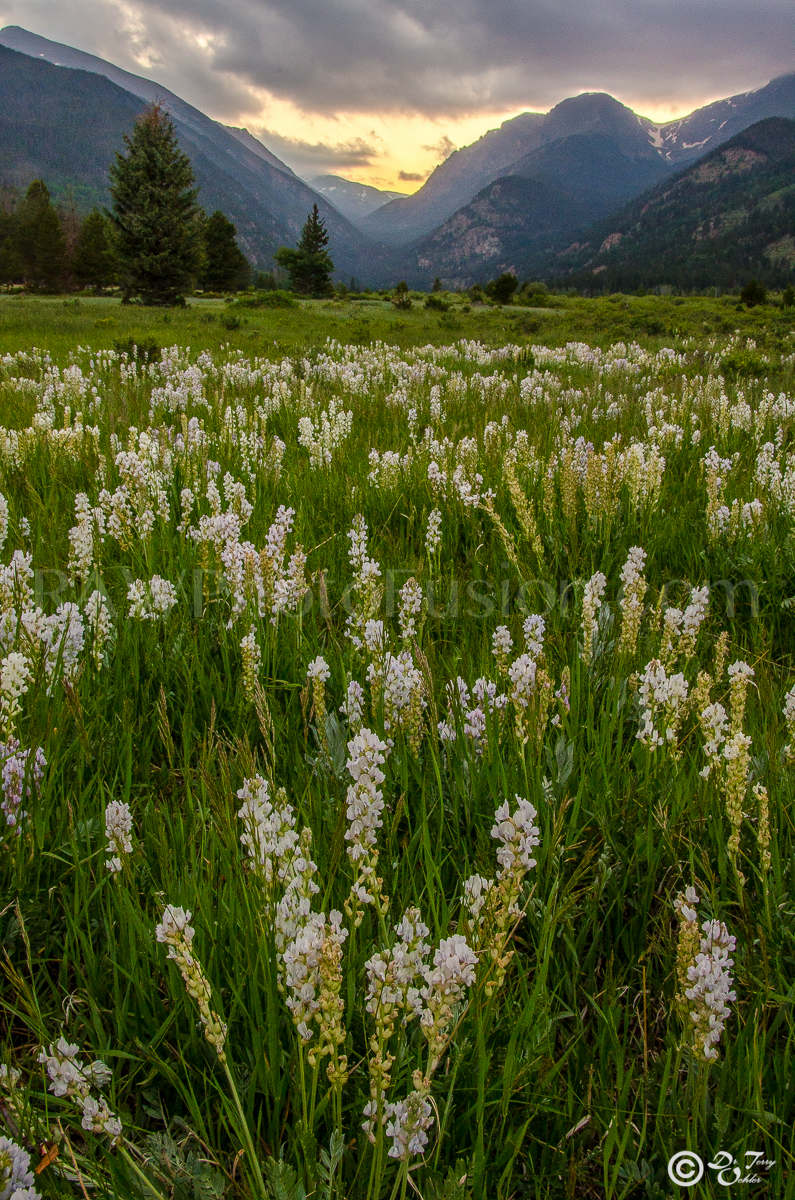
362, 75, 795, 247
411, 175, 591, 289
0, 25, 298, 180
647, 72, 795, 164
0, 27, 382, 279
407, 129, 671, 287
547, 118, 795, 290
360, 111, 545, 245
310, 175, 407, 225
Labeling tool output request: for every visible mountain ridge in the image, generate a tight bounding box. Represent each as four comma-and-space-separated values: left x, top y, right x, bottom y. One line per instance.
362, 73, 795, 247
546, 117, 795, 290
0, 27, 383, 280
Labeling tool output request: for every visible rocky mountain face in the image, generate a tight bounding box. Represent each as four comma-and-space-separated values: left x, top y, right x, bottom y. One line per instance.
401, 129, 671, 287
546, 118, 795, 290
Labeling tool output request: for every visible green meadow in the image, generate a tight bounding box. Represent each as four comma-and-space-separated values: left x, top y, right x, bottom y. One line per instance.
0, 294, 793, 1199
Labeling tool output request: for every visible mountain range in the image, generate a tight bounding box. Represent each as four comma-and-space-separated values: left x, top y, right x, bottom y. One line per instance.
546, 118, 795, 291
0, 26, 381, 281
360, 77, 795, 250
0, 24, 793, 290
310, 176, 407, 224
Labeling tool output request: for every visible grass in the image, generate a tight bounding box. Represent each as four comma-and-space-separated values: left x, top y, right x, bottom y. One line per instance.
0, 290, 793, 357
0, 298, 793, 1199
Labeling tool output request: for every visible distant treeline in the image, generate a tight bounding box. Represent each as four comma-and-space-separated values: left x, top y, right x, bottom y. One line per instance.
0, 180, 251, 293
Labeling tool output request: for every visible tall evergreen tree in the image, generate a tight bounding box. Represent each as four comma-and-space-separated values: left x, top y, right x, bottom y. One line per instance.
16, 180, 67, 291
74, 210, 116, 289
199, 210, 250, 292
275, 204, 334, 296
108, 103, 201, 305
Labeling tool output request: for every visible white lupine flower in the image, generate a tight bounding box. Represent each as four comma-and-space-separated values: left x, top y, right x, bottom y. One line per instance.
306, 655, 330, 682
155, 904, 194, 947
419, 934, 478, 1060
0, 1134, 39, 1199
384, 1091, 435, 1160
80, 1094, 123, 1144
373, 650, 426, 744
363, 619, 386, 653
698, 701, 728, 778
685, 919, 737, 1062
674, 885, 700, 925
340, 679, 365, 729
618, 545, 647, 654
37, 602, 85, 686
0, 653, 31, 737
0, 738, 45, 832
522, 614, 545, 657
104, 800, 133, 873
37, 1038, 121, 1146
344, 728, 389, 909
491, 795, 541, 879
463, 873, 495, 921
581, 571, 607, 665
636, 659, 689, 750
0, 493, 7, 554
398, 577, 423, 643
727, 660, 754, 682
297, 400, 353, 468
281, 908, 347, 1078
345, 515, 382, 648
127, 574, 178, 620
283, 910, 338, 1039
508, 653, 537, 708
155, 904, 227, 1059
365, 907, 430, 1021
274, 828, 321, 955
0, 551, 34, 614
492, 625, 513, 661
425, 507, 442, 554
84, 590, 114, 669
237, 775, 300, 898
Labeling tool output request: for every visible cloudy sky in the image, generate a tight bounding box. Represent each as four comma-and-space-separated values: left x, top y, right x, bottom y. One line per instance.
0, 0, 791, 189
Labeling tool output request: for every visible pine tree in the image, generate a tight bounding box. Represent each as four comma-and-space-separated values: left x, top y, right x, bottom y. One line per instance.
199, 210, 250, 292
16, 180, 67, 292
275, 204, 334, 296
108, 103, 201, 305
74, 210, 116, 290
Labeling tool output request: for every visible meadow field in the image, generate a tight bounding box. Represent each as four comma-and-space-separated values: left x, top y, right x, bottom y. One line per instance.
0, 294, 793, 1199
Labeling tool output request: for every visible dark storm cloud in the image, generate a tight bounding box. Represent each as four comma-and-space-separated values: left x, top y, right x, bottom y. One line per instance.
1, 0, 792, 120
399, 170, 427, 182
122, 0, 794, 115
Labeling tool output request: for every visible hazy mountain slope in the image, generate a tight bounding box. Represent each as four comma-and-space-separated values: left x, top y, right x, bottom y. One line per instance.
405, 131, 671, 287
0, 29, 382, 279
362, 76, 795, 247
0, 25, 294, 178
310, 175, 407, 224
548, 118, 795, 290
